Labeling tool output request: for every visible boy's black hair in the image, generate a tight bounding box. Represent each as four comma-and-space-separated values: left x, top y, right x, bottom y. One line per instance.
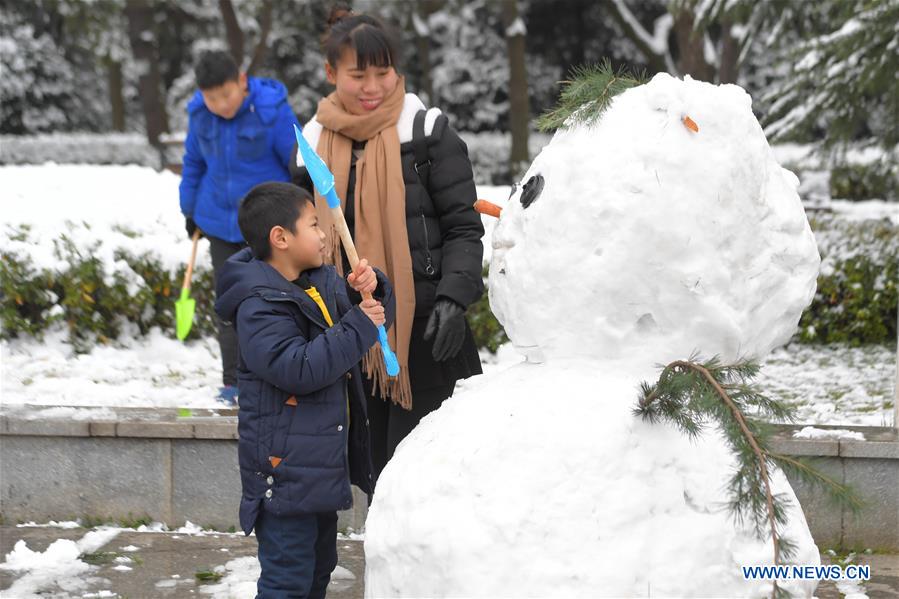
321, 5, 402, 72
195, 51, 240, 90
238, 182, 314, 261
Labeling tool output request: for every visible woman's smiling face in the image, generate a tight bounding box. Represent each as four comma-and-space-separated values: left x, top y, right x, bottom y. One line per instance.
326, 47, 399, 116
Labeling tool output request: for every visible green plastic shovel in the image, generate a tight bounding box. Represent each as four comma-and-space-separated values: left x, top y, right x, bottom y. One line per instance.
176, 230, 201, 341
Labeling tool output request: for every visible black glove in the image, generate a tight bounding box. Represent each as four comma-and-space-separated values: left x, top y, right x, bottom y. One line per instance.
424, 298, 467, 362
185, 216, 203, 240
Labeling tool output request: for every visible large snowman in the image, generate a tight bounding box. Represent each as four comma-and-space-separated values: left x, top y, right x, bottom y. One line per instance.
364, 73, 822, 597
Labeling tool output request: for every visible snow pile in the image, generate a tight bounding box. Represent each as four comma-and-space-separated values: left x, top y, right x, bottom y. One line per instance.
22, 406, 118, 420
1, 328, 224, 409
196, 556, 357, 597
3, 327, 891, 424
16, 520, 81, 529
793, 426, 866, 441
0, 528, 120, 597
0, 133, 160, 167
365, 74, 821, 597
830, 199, 899, 225
197, 556, 260, 598
0, 163, 208, 276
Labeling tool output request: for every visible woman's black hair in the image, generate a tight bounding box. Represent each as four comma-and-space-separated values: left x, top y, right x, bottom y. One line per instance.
321, 4, 402, 72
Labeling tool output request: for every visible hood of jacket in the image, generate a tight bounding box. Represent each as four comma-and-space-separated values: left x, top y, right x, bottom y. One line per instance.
214, 247, 336, 324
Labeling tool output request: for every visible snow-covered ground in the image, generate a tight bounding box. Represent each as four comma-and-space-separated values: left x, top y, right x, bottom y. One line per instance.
760, 343, 896, 427
2, 519, 364, 598
1, 164, 896, 425
1, 331, 895, 425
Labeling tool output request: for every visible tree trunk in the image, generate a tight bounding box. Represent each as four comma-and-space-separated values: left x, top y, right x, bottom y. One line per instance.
159, 4, 188, 90
718, 19, 739, 84
673, 8, 713, 81
219, 0, 245, 67
247, 0, 274, 75
124, 0, 169, 147
503, 0, 529, 179
106, 58, 126, 132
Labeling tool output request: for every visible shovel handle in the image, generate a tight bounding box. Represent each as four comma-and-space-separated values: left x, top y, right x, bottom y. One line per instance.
331, 207, 375, 304
329, 206, 400, 377
182, 230, 201, 290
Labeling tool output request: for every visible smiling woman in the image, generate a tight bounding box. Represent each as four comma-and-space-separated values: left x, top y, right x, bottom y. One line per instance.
290, 5, 485, 485
321, 7, 401, 116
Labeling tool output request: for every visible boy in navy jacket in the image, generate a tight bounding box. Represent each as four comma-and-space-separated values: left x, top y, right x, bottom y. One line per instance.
215, 182, 394, 598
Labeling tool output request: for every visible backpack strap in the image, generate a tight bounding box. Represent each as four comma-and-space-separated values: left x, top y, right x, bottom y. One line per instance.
412, 109, 431, 190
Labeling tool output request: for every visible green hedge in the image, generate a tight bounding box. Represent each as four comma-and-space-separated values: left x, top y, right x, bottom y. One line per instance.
1, 227, 508, 353
3, 215, 894, 352
1, 225, 216, 352
830, 161, 897, 202
798, 214, 898, 345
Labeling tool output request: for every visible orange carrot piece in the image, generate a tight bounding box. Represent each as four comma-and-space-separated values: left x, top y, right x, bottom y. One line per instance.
683, 115, 699, 133
474, 199, 503, 218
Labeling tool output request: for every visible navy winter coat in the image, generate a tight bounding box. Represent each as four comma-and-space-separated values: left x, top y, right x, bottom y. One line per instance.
214, 248, 395, 534
179, 77, 299, 243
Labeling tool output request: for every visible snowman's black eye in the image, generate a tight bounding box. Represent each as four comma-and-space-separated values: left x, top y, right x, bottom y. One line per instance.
520, 174, 544, 209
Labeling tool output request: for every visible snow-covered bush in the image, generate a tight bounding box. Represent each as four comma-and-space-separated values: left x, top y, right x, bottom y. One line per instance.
1, 225, 216, 352
830, 161, 898, 202
799, 214, 898, 345
0, 234, 513, 354
0, 133, 162, 167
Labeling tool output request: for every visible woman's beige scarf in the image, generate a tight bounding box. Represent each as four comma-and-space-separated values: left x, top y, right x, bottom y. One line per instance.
314, 77, 415, 409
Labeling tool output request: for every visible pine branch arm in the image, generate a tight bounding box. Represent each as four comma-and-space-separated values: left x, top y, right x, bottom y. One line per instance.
643, 360, 781, 571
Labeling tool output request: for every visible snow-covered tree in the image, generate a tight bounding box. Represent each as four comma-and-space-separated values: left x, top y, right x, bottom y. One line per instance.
0, 9, 74, 134
54, 0, 134, 132
763, 0, 898, 155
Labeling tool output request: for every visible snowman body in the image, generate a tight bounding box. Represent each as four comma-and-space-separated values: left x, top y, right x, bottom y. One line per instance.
364, 74, 822, 597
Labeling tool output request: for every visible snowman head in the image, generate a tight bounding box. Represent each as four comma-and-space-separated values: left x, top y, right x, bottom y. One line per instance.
489, 73, 820, 366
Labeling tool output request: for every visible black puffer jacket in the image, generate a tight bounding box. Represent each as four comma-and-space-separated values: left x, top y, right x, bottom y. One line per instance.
290, 99, 484, 392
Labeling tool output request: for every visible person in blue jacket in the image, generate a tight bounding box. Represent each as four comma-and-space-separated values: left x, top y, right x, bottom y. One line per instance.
179, 50, 299, 404
215, 181, 393, 598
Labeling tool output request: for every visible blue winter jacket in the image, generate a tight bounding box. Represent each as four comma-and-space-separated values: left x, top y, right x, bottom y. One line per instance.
214, 248, 395, 535
179, 78, 299, 242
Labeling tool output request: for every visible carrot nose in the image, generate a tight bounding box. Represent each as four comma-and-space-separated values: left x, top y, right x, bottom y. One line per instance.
474, 199, 503, 218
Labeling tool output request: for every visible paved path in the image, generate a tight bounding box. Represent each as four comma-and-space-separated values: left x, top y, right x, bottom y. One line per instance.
2, 525, 897, 597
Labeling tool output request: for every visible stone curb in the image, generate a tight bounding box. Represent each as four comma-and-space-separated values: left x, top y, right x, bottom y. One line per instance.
0, 407, 238, 440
